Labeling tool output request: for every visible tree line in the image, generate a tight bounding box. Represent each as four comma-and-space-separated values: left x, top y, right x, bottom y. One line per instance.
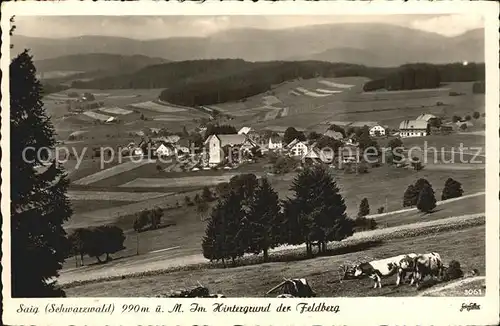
67, 226, 126, 266
202, 166, 356, 264
363, 62, 485, 92
403, 178, 464, 213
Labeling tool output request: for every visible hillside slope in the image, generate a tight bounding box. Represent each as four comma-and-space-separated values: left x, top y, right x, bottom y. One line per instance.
35, 53, 168, 73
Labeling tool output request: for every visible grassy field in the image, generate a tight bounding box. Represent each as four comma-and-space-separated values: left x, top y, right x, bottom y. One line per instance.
63, 224, 485, 297
62, 190, 484, 277
268, 165, 484, 218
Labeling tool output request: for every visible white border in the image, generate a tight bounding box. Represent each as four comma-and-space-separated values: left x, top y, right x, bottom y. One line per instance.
1, 1, 499, 325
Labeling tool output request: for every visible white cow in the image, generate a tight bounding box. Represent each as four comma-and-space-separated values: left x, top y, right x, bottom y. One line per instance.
354, 255, 408, 288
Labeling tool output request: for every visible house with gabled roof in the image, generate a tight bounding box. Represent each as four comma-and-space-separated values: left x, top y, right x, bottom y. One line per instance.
399, 120, 429, 138
206, 134, 258, 166
286, 138, 309, 157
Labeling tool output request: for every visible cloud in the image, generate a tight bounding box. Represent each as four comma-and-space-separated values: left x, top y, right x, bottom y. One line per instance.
410, 14, 483, 36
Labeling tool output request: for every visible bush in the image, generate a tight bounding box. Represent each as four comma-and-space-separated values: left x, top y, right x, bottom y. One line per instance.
472, 112, 480, 119
443, 260, 464, 281
377, 207, 385, 214
353, 217, 377, 232
452, 115, 462, 123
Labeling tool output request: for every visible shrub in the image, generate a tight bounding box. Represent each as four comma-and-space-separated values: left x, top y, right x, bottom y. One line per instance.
377, 207, 385, 214
472, 112, 480, 119
464, 115, 471, 121
443, 260, 464, 281
452, 115, 462, 123
353, 217, 377, 232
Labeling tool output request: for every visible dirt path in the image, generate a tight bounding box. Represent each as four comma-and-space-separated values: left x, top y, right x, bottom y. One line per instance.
58, 213, 484, 285
418, 276, 485, 296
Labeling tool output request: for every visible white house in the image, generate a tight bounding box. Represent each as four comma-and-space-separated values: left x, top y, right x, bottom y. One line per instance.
347, 121, 385, 137
369, 125, 386, 137
399, 120, 429, 138
287, 138, 308, 157
206, 134, 255, 166
155, 143, 175, 157
268, 135, 283, 150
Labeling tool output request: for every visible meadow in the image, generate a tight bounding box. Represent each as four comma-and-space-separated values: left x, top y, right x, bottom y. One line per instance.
63, 223, 485, 297
44, 75, 486, 296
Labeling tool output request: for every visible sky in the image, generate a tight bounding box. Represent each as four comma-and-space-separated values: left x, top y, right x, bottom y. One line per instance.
15, 14, 483, 39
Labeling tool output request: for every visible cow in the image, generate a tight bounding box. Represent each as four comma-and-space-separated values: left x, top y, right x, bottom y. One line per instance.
276, 294, 294, 298
354, 255, 409, 288
282, 278, 316, 297
395, 253, 418, 286
267, 278, 316, 297
412, 252, 444, 286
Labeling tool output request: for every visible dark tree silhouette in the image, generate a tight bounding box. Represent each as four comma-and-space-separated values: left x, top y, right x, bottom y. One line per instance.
244, 178, 284, 262
441, 178, 464, 200
358, 198, 370, 218
417, 184, 437, 213
11, 50, 73, 297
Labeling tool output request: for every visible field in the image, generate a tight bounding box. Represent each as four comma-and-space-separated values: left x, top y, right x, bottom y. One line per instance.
41, 75, 486, 298
72, 159, 156, 185
130, 101, 187, 113
63, 223, 485, 297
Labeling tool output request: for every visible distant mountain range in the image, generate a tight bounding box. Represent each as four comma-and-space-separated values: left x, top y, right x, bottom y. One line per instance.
13, 23, 484, 67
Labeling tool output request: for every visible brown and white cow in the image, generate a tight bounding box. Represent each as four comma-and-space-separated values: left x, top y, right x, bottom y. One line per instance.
412, 252, 444, 286
354, 255, 407, 288
395, 253, 418, 286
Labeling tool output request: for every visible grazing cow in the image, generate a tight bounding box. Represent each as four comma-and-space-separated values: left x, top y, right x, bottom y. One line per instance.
412, 252, 444, 286
354, 255, 408, 288
276, 294, 294, 298
395, 253, 418, 286
282, 278, 316, 297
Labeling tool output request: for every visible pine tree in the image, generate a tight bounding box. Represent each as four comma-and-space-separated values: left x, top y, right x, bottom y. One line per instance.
201, 191, 245, 266
286, 166, 353, 256
245, 178, 283, 262
417, 184, 437, 213
403, 184, 419, 207
441, 178, 464, 200
11, 50, 73, 297
357, 198, 370, 217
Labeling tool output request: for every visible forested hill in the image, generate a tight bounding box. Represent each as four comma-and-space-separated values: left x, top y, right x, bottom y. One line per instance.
71, 59, 391, 90
363, 63, 485, 92
35, 53, 168, 74
70, 59, 484, 107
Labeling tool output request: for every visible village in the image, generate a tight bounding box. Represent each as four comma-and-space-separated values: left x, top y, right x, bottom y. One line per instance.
114, 111, 478, 172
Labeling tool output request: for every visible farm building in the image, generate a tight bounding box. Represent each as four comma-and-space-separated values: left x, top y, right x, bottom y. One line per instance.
324, 130, 344, 140
416, 113, 437, 121
287, 139, 309, 157
155, 143, 176, 157
399, 120, 429, 138
347, 121, 386, 137
176, 139, 191, 155
206, 134, 258, 166
304, 144, 335, 163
